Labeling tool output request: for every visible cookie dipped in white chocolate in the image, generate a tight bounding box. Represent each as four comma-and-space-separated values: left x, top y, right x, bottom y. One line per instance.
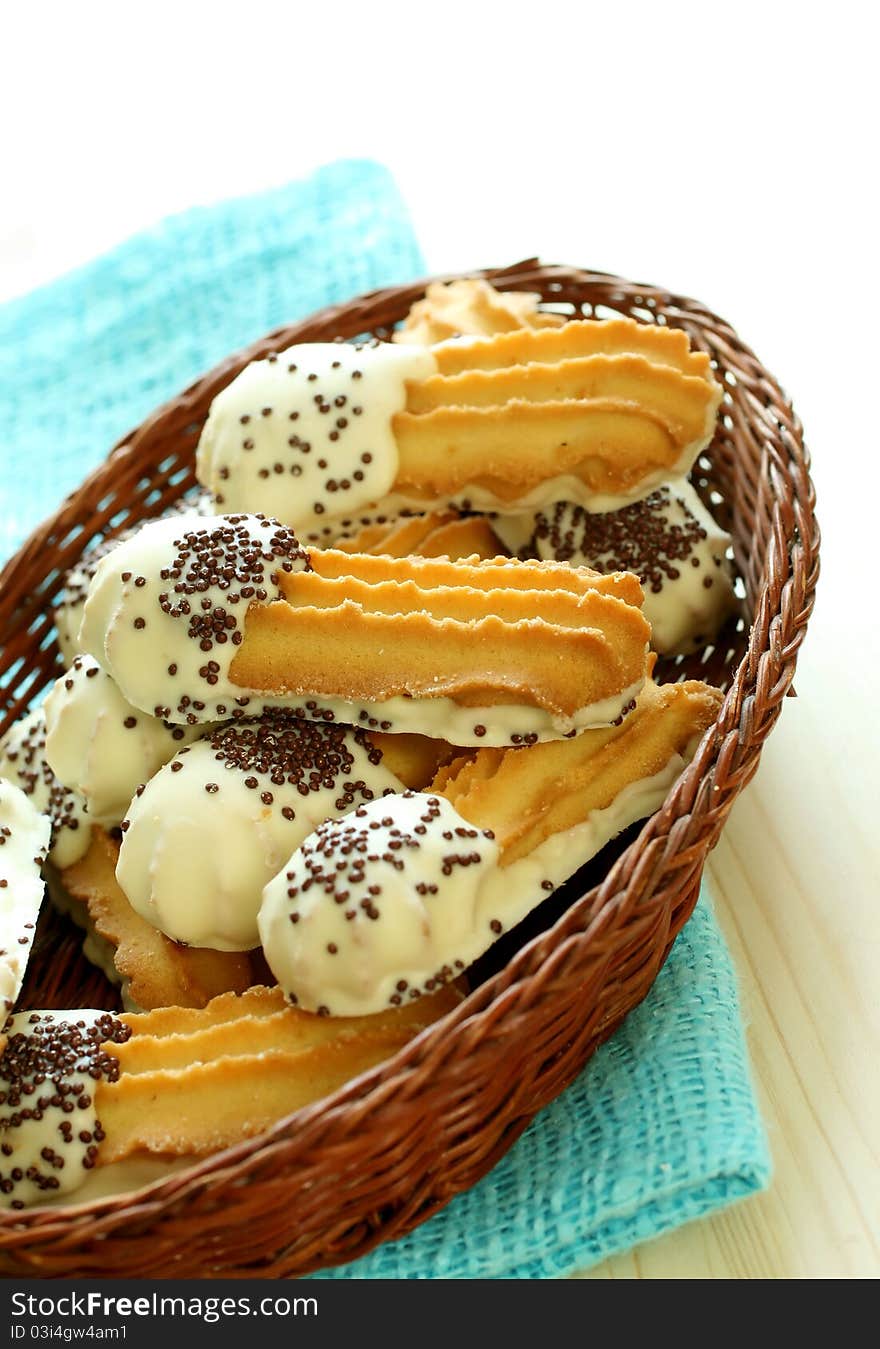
196, 342, 436, 533
80, 513, 311, 726
55, 490, 215, 666
259, 792, 498, 1016
494, 480, 736, 655
260, 758, 691, 1017
78, 511, 648, 744
116, 712, 405, 952
0, 781, 51, 1018
44, 656, 201, 828
196, 320, 724, 528
0, 709, 91, 868
0, 1010, 129, 1209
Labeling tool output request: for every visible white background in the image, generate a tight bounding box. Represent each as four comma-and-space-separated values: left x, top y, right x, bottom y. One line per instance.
3, 0, 877, 1275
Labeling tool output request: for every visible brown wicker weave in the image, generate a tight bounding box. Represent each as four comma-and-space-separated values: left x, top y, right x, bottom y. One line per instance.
0, 261, 819, 1277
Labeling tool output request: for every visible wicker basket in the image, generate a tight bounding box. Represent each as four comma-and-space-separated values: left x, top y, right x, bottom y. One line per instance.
0, 260, 819, 1277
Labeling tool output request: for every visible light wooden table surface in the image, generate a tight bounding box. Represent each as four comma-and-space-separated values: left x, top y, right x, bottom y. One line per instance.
578, 542, 880, 1279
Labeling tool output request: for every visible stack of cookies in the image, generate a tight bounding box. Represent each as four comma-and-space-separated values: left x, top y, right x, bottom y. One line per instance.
0, 283, 733, 1207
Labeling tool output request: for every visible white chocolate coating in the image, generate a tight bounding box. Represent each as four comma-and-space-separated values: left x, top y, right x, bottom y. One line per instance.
368, 474, 705, 523
80, 512, 311, 726
260, 759, 688, 1017
243, 681, 646, 749
0, 709, 91, 868
44, 655, 201, 828
55, 490, 214, 666
0, 1010, 129, 1208
26, 1154, 192, 1208
493, 479, 736, 655
0, 781, 51, 1016
115, 712, 405, 952
56, 535, 120, 668
196, 342, 436, 532
259, 792, 498, 1015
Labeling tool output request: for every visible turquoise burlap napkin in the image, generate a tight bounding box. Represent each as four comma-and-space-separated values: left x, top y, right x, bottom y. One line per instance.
0, 160, 770, 1278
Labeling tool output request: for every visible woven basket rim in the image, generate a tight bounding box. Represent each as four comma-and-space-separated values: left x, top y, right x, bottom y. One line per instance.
0, 259, 819, 1269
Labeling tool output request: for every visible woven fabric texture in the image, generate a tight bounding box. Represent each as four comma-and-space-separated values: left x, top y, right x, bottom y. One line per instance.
0, 161, 770, 1276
